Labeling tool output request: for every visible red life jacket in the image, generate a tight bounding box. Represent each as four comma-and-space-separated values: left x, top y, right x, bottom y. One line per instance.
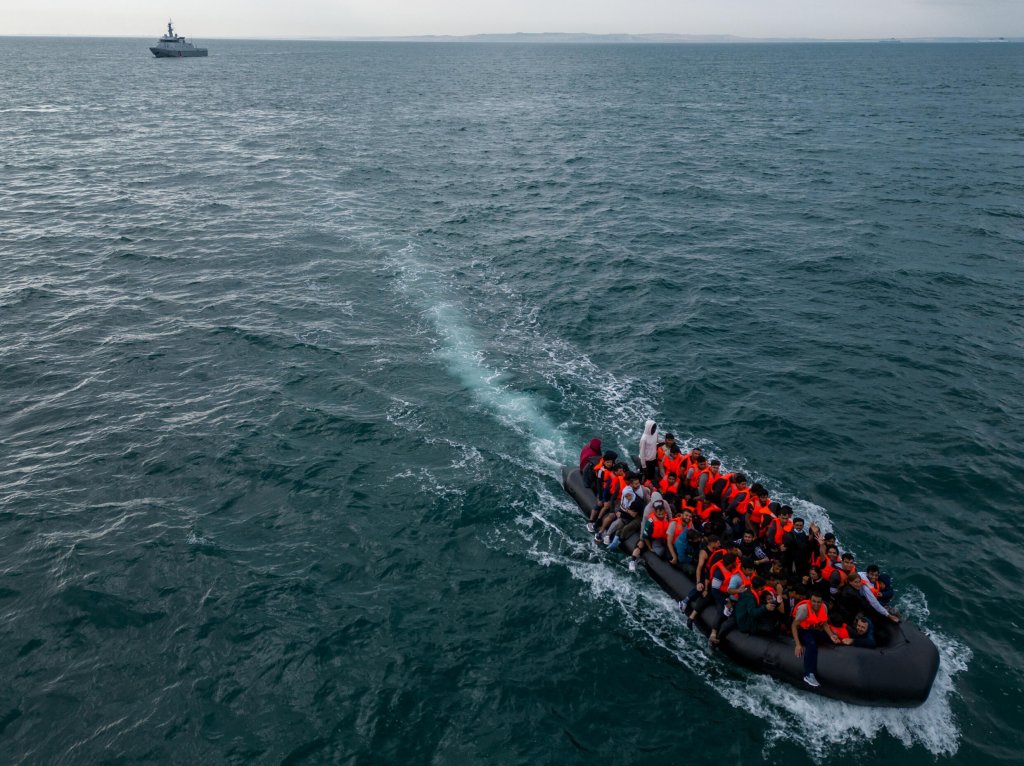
822, 560, 849, 590
658, 477, 681, 497
770, 518, 793, 546
820, 558, 839, 582
732, 490, 752, 516
708, 472, 733, 499
833, 623, 850, 641
649, 514, 670, 540
702, 468, 722, 494
614, 479, 638, 501
669, 515, 692, 545
661, 453, 684, 478
701, 547, 726, 583
596, 466, 617, 497
720, 478, 745, 507
689, 499, 714, 522
688, 466, 712, 491
731, 570, 752, 598
715, 560, 741, 592
796, 599, 828, 629
748, 496, 771, 524
609, 474, 627, 500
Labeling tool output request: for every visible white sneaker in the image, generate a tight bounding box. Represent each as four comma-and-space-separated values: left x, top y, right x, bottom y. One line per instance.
603, 534, 612, 545
803, 673, 820, 688
586, 522, 596, 533
628, 559, 638, 572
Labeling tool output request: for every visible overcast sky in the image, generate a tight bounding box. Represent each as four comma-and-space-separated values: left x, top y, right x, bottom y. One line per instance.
1, 0, 1020, 39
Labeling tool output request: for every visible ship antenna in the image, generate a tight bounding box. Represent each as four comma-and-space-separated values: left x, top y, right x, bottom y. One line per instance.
167, 20, 173, 37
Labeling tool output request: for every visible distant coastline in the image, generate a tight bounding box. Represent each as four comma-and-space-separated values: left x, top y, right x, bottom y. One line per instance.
2, 32, 1022, 44
349, 33, 1021, 44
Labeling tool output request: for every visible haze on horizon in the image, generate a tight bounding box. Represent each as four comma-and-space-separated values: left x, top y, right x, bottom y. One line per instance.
1, 0, 1020, 39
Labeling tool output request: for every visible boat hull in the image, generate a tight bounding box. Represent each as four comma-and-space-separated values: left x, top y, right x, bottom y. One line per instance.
150, 47, 208, 58
562, 466, 940, 707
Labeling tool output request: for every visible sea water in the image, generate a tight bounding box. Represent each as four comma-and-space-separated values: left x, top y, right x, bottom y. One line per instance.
1, 37, 1022, 764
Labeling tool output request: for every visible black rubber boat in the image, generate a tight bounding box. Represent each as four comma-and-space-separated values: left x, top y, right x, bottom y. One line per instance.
562, 466, 940, 707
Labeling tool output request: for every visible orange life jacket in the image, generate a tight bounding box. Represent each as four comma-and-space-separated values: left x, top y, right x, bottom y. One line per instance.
649, 514, 670, 540
822, 560, 849, 590
731, 570, 752, 598
658, 477, 681, 497
708, 472, 733, 499
832, 623, 850, 641
714, 560, 741, 592
688, 466, 712, 491
669, 515, 692, 545
701, 547, 726, 583
796, 599, 828, 629
661, 453, 684, 478
820, 558, 840, 583
748, 496, 771, 524
769, 518, 793, 546
732, 490, 752, 516
596, 466, 618, 498
620, 484, 643, 509
688, 499, 715, 522
609, 474, 627, 500
702, 468, 722, 493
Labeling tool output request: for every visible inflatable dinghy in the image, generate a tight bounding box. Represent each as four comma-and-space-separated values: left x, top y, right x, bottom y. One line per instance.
562, 466, 939, 707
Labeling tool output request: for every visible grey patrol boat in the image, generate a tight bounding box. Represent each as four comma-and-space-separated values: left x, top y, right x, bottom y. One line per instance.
150, 20, 208, 57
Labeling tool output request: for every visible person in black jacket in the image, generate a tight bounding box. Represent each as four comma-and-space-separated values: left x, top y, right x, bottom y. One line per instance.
802, 566, 832, 602
840, 614, 877, 648
781, 516, 814, 580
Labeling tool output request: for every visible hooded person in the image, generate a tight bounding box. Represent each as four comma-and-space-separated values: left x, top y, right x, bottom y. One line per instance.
639, 419, 659, 482
579, 438, 602, 472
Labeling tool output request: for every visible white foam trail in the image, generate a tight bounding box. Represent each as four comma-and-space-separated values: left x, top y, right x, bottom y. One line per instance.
429, 301, 566, 467
390, 246, 567, 467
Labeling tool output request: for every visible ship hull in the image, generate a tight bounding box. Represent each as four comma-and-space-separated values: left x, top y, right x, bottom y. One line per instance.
150, 47, 208, 58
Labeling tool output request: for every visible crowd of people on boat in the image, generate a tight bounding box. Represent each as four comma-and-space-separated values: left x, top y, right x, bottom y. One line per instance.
578, 422, 900, 688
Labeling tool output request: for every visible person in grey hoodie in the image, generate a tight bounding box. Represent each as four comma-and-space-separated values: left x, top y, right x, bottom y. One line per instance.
639, 419, 659, 483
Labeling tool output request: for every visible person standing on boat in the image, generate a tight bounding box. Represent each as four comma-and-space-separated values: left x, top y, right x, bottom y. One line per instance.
639, 420, 659, 483
792, 593, 842, 688
781, 516, 814, 580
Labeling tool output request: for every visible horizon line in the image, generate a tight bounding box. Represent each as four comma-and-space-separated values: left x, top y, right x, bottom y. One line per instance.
2, 32, 1022, 43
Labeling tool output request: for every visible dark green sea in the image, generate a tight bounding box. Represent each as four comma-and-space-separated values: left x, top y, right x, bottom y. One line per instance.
1, 37, 1022, 764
